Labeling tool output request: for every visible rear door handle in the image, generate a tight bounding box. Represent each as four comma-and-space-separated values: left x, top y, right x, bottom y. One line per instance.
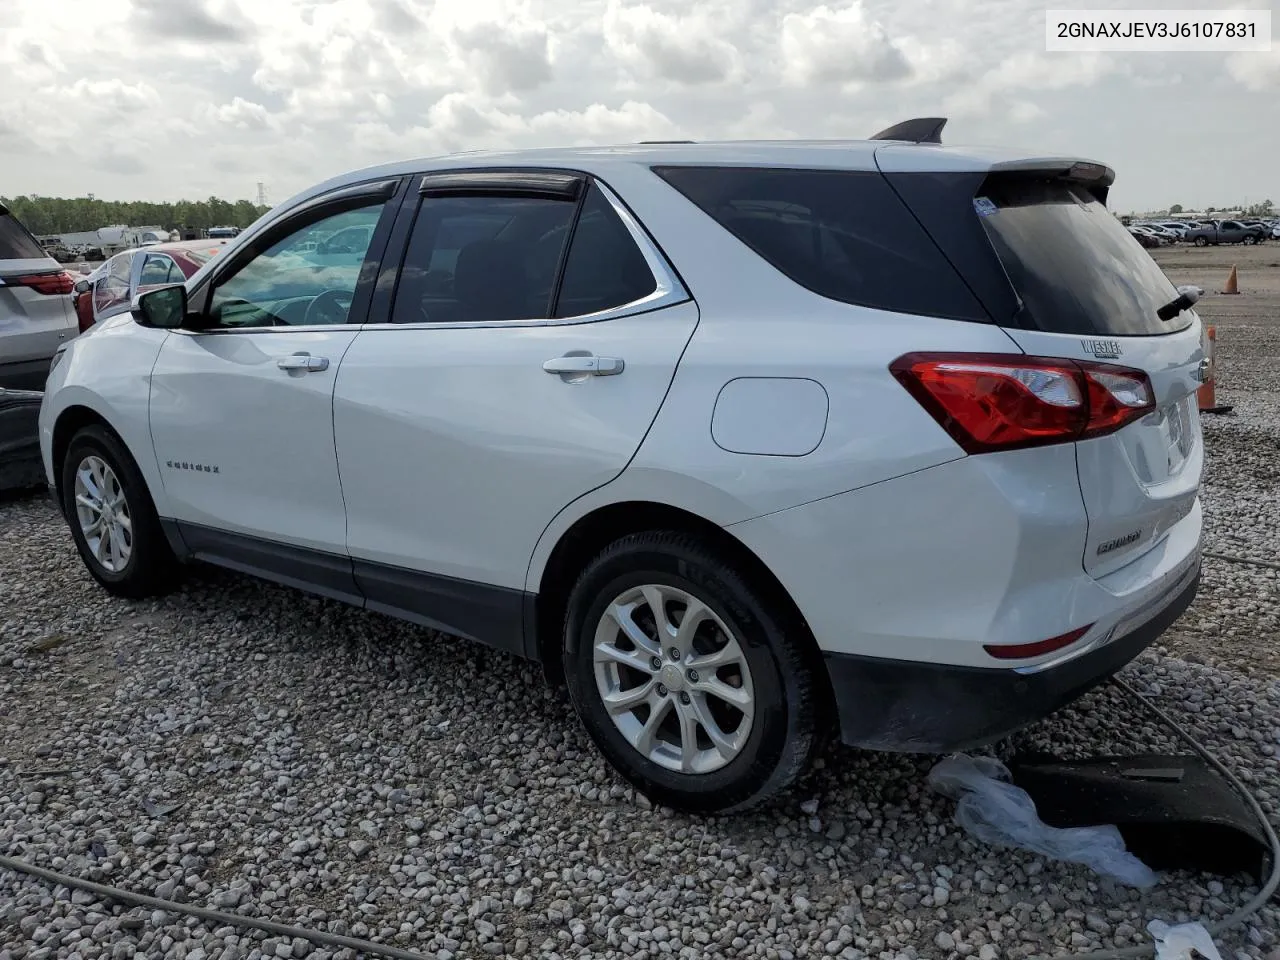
542, 355, 625, 376
277, 353, 330, 373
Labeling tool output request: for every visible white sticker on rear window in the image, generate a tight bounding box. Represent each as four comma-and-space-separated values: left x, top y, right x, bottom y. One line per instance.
973, 197, 998, 217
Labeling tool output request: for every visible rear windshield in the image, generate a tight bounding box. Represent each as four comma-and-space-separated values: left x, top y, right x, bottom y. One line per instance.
652, 166, 987, 321
976, 178, 1189, 336
0, 210, 47, 260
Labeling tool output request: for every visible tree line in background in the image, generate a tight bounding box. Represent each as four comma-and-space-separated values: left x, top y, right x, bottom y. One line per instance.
0, 195, 271, 236
1167, 200, 1274, 216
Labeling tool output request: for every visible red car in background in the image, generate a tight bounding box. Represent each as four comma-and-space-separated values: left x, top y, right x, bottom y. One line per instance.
72, 239, 228, 332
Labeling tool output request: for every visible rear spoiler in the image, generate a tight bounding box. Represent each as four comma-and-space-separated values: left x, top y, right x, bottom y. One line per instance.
987, 158, 1115, 204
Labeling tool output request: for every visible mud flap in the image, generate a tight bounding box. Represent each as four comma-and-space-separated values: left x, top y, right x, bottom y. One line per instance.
1009, 753, 1271, 882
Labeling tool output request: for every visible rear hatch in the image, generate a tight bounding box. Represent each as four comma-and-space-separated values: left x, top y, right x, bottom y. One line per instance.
880, 155, 1204, 577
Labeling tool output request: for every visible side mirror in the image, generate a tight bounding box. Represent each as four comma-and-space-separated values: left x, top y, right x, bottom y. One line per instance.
132, 284, 188, 329
73, 278, 91, 295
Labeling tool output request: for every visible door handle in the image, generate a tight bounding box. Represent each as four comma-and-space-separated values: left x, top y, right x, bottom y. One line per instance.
542, 355, 625, 376
277, 353, 330, 372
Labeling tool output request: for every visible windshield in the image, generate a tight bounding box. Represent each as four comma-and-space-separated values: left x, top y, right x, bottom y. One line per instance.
977, 178, 1189, 336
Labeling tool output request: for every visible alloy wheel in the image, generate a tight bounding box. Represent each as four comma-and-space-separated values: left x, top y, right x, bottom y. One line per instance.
73, 455, 132, 572
592, 583, 755, 774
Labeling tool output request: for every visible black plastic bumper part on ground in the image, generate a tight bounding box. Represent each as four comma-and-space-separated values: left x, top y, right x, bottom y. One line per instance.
824, 568, 1201, 752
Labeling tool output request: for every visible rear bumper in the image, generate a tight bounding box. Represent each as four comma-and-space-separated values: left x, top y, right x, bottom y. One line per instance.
825, 565, 1199, 752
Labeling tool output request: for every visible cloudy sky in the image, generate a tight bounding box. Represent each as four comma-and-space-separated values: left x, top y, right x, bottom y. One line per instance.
1, 0, 1276, 212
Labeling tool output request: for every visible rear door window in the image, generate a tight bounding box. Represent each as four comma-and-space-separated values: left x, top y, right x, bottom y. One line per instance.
391, 194, 577, 324
652, 165, 987, 321
976, 178, 1189, 336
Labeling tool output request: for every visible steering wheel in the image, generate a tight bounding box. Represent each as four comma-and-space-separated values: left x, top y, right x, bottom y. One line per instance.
303, 288, 355, 326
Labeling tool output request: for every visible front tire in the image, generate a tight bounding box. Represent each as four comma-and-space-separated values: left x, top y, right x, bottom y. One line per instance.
563, 531, 823, 813
61, 425, 179, 598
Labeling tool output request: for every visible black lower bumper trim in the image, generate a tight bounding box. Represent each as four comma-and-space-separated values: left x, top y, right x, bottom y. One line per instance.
825, 567, 1200, 752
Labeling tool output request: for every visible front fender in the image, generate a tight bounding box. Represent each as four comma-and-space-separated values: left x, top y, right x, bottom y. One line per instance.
39, 323, 170, 514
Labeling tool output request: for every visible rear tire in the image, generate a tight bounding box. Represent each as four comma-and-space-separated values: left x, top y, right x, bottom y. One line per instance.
1194, 236, 1208, 247
60, 425, 179, 598
562, 531, 822, 813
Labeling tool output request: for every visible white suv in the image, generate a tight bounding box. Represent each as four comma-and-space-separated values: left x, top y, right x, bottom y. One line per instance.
39, 127, 1205, 812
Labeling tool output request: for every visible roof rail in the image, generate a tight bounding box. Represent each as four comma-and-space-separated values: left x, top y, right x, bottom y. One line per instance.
636, 140, 696, 144
869, 117, 947, 144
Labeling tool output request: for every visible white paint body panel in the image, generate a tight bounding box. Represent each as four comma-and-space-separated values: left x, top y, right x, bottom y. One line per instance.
148, 329, 358, 552
711, 378, 829, 456
39, 316, 170, 507
335, 302, 699, 589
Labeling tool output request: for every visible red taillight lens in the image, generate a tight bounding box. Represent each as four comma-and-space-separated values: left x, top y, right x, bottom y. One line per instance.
890, 352, 1155, 453
6, 271, 75, 295
983, 624, 1094, 660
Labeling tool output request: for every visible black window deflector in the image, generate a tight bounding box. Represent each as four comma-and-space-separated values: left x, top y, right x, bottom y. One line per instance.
419, 170, 584, 201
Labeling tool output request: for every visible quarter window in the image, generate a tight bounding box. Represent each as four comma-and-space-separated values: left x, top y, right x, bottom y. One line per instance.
207, 203, 385, 328
553, 185, 656, 318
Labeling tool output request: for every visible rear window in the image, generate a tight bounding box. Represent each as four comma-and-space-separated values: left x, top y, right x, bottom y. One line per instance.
976, 178, 1189, 336
652, 166, 987, 321
0, 210, 47, 260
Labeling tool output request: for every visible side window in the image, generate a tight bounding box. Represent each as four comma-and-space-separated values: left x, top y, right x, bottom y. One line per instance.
391, 195, 577, 324
139, 255, 177, 287
207, 203, 385, 329
552, 185, 656, 318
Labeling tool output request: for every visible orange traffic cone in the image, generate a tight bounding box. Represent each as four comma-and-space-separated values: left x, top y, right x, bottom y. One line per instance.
1198, 325, 1232, 414
1221, 265, 1239, 295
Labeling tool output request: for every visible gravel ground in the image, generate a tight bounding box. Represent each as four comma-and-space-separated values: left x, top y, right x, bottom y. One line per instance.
3, 244, 1279, 960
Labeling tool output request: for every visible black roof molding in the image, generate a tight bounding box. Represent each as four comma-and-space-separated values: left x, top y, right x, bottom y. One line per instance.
869, 117, 947, 144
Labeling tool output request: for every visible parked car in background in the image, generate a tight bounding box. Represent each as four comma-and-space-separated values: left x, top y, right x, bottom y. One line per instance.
1128, 226, 1164, 248
1186, 219, 1267, 246
1139, 224, 1179, 243
72, 239, 228, 333
41, 132, 1205, 812
1152, 221, 1190, 240
0, 202, 78, 390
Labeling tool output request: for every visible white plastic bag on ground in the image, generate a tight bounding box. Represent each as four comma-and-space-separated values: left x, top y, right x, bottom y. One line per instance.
1148, 920, 1223, 960
926, 754, 1158, 888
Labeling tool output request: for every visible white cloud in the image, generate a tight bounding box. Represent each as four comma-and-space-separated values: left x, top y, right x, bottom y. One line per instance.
603, 2, 742, 85
780, 3, 912, 88
1227, 51, 1280, 91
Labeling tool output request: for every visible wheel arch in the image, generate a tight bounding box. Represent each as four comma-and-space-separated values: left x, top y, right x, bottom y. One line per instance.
51, 405, 127, 509
531, 499, 835, 721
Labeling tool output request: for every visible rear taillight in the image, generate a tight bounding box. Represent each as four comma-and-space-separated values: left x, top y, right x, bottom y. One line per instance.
890, 352, 1155, 453
3, 271, 75, 295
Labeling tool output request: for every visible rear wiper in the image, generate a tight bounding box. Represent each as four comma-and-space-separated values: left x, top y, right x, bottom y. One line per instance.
1157, 285, 1202, 322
